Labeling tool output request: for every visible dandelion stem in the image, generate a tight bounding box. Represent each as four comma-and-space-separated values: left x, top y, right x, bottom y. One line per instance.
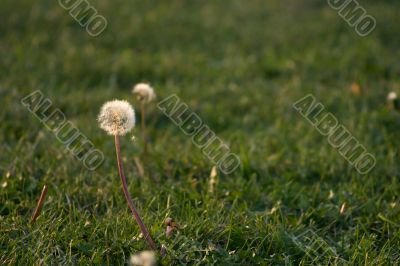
140, 101, 147, 155
114, 135, 157, 250
30, 185, 48, 224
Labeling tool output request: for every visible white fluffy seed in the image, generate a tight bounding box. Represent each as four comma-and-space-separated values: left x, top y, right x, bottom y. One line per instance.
98, 100, 135, 136
133, 83, 156, 103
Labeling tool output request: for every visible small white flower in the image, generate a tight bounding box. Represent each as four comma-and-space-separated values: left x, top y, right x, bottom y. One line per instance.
388, 92, 398, 101
129, 251, 156, 266
98, 100, 135, 136
133, 83, 156, 103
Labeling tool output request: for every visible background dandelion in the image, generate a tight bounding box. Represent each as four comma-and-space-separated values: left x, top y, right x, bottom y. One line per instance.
132, 83, 156, 155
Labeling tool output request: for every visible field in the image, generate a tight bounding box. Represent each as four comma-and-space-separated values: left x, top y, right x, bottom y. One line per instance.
1, 0, 400, 265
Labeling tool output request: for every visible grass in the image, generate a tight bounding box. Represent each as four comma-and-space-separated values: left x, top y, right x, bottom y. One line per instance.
1, 0, 400, 264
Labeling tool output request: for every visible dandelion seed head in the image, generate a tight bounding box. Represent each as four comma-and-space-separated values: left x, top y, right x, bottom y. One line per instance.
129, 251, 156, 266
98, 100, 135, 136
388, 92, 398, 101
133, 83, 156, 103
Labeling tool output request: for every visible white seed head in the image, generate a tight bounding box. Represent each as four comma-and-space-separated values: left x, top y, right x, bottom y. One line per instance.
387, 92, 398, 101
133, 83, 156, 103
129, 251, 156, 266
98, 100, 135, 136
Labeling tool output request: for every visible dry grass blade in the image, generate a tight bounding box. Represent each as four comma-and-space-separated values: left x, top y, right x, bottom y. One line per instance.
208, 166, 218, 193
30, 185, 48, 224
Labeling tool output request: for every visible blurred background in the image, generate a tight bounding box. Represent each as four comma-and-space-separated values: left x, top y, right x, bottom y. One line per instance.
1, 0, 400, 264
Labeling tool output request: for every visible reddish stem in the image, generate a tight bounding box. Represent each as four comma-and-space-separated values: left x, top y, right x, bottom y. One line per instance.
30, 185, 48, 224
114, 135, 156, 250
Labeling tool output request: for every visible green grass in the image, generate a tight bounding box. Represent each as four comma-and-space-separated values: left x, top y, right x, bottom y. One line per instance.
1, 0, 400, 264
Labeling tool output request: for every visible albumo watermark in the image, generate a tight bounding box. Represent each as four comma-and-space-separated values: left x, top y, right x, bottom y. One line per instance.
293, 94, 376, 175
327, 0, 376, 37
288, 229, 347, 264
21, 90, 104, 170
158, 94, 241, 175
58, 0, 107, 37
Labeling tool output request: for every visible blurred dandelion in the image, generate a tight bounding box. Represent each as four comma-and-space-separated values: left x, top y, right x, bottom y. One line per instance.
387, 92, 400, 111
129, 251, 157, 266
133, 83, 156, 103
133, 83, 156, 155
98, 100, 157, 250
388, 92, 397, 101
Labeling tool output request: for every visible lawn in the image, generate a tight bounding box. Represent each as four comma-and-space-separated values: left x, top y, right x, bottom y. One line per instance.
1, 0, 400, 265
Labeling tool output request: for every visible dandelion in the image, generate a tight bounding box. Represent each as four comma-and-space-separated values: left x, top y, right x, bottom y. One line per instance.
387, 92, 397, 101
98, 100, 157, 250
387, 92, 400, 111
132, 83, 156, 155
133, 83, 156, 103
129, 251, 157, 266
98, 100, 135, 136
